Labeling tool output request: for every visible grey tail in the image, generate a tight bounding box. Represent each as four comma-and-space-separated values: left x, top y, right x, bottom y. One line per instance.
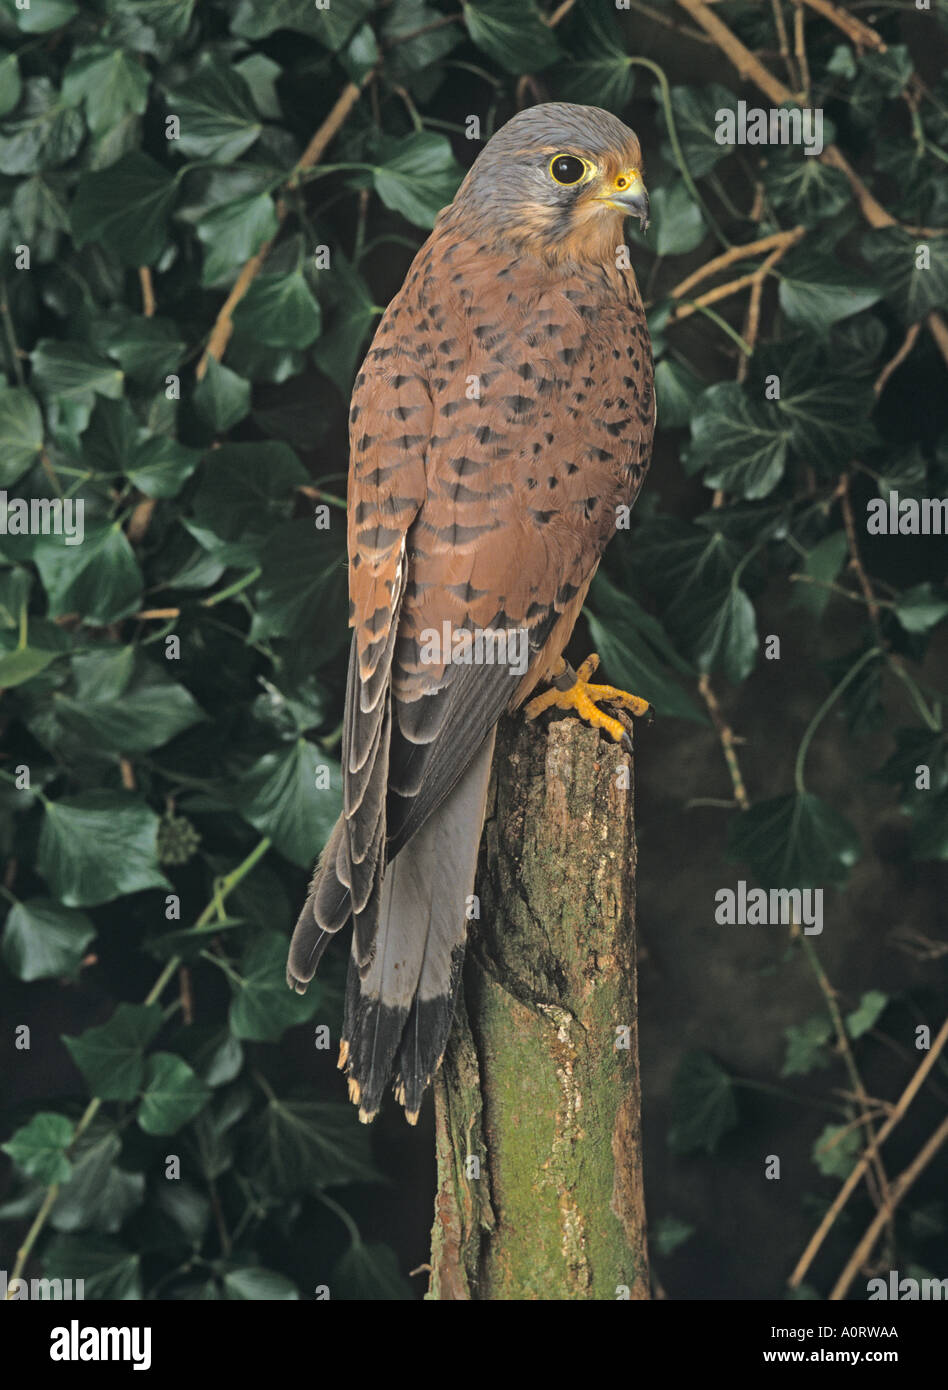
341, 729, 495, 1124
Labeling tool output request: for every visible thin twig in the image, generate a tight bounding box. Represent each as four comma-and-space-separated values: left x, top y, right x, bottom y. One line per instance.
800, 0, 886, 51
698, 673, 749, 810
669, 235, 798, 323
792, 0, 811, 103
873, 322, 921, 398
668, 227, 805, 301
138, 267, 155, 318
801, 938, 891, 1218
830, 1116, 948, 1300
789, 1016, 948, 1288
0, 286, 26, 387
196, 73, 375, 380
838, 474, 883, 639
770, 0, 798, 88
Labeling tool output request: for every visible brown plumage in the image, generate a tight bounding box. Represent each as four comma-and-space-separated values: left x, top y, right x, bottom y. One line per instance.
287, 103, 655, 1122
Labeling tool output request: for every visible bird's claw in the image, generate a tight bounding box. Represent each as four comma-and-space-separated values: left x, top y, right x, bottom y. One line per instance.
524, 652, 653, 747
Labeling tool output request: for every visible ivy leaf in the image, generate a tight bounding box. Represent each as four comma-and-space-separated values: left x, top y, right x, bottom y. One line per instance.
62, 45, 151, 136
0, 386, 44, 487
232, 0, 371, 44
187, 442, 307, 565
38, 791, 169, 906
30, 340, 124, 410
127, 435, 202, 498
667, 1051, 738, 1155
0, 77, 84, 175
5, 0, 79, 33
653, 1215, 694, 1256
555, 0, 633, 108
232, 270, 322, 349
381, 0, 462, 82
634, 517, 759, 682
165, 61, 262, 162
778, 250, 881, 334
659, 83, 738, 177
649, 183, 705, 257
782, 1016, 833, 1076
228, 932, 321, 1042
312, 252, 378, 395
249, 520, 347, 648
894, 583, 948, 635
586, 572, 705, 723
332, 1242, 413, 1300
125, 0, 195, 40
812, 1123, 861, 1178
860, 227, 948, 324
728, 793, 860, 889
138, 1052, 212, 1135
51, 1124, 145, 1233
688, 382, 788, 500
193, 357, 251, 433
222, 1267, 300, 1299
762, 147, 850, 224
236, 739, 341, 867
0, 50, 22, 118
2, 1112, 75, 1184
90, 311, 186, 390
196, 191, 278, 286
54, 656, 205, 753
71, 152, 178, 265
775, 345, 876, 468
372, 132, 463, 228
1, 897, 95, 981
43, 1235, 141, 1299
63, 1003, 163, 1101
462, 0, 561, 74
654, 357, 704, 431
32, 521, 142, 624
845, 990, 888, 1039
791, 531, 848, 618
250, 1096, 383, 1192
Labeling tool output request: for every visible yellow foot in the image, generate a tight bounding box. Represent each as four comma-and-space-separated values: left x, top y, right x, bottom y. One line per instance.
524, 654, 652, 748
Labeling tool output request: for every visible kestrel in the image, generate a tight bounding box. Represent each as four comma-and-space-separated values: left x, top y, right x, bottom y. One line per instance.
287, 104, 655, 1123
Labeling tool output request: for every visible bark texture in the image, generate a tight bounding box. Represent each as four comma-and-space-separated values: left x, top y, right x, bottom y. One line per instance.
427, 713, 648, 1300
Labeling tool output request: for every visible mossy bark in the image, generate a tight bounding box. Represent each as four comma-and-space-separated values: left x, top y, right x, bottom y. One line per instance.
427, 714, 648, 1300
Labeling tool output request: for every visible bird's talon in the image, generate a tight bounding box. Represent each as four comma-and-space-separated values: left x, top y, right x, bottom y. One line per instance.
524, 653, 652, 743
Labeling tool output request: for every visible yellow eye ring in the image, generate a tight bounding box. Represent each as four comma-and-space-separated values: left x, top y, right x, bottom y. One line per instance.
549, 154, 591, 186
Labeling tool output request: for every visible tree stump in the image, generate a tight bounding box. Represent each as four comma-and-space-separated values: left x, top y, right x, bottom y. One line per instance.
427, 713, 648, 1300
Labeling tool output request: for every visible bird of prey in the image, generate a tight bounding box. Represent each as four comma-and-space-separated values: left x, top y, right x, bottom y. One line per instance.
287, 103, 655, 1123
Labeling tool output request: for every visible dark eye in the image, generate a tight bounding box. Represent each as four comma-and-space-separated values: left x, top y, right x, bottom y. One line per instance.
549, 154, 587, 186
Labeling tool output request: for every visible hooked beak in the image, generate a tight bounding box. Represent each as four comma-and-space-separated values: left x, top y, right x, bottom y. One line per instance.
599, 170, 650, 231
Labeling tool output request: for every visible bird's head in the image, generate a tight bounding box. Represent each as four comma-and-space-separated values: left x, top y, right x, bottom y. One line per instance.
450, 102, 649, 266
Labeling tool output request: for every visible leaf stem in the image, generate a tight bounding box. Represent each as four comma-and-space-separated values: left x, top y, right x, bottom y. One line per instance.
793, 646, 881, 794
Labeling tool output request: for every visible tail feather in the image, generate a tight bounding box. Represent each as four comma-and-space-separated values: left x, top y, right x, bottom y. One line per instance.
341, 728, 495, 1122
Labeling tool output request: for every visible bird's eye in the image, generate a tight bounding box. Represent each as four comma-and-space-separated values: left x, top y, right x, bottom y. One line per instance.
549, 154, 588, 186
